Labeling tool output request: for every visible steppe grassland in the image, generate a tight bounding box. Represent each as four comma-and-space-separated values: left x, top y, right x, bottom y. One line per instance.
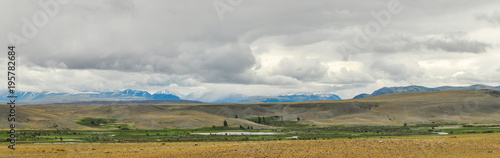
1, 133, 499, 158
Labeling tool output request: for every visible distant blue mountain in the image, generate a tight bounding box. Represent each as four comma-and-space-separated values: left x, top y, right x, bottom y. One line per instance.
1, 89, 340, 104
214, 93, 341, 103
121, 89, 152, 98
370, 86, 439, 97
151, 90, 181, 100
0, 89, 181, 103
352, 93, 370, 99
210, 93, 248, 103
262, 94, 341, 103
353, 84, 500, 99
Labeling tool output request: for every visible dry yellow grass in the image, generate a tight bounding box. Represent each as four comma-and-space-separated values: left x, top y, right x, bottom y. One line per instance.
1, 133, 499, 158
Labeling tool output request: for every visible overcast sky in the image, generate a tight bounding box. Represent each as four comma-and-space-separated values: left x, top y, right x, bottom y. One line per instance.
2, 0, 500, 101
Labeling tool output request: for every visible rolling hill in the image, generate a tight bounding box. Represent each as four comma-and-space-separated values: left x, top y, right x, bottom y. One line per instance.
1, 89, 499, 130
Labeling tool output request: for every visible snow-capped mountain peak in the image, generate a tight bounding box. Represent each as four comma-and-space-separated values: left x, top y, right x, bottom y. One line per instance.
154, 89, 175, 95
0, 89, 181, 103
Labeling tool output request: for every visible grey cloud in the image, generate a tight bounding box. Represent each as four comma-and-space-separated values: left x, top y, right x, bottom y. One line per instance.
3, 0, 500, 98
25, 41, 256, 84
451, 71, 497, 85
170, 43, 256, 84
103, 0, 135, 16
327, 68, 375, 84
233, 1, 395, 44
423, 33, 490, 53
476, 10, 500, 26
369, 59, 424, 81
273, 57, 328, 82
370, 34, 421, 53
279, 31, 332, 46
367, 33, 491, 54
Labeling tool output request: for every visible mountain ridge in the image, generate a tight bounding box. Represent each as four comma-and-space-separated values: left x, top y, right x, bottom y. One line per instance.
0, 89, 182, 104
353, 84, 500, 99
4, 84, 499, 104
213, 93, 341, 103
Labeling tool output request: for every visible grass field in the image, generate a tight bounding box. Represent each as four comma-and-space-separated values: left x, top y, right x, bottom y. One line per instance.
1, 133, 499, 157
3, 123, 499, 144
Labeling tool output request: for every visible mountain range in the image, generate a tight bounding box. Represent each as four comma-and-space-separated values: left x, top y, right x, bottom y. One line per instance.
0, 89, 342, 104
2, 84, 499, 104
0, 89, 181, 104
212, 93, 342, 103
353, 84, 500, 99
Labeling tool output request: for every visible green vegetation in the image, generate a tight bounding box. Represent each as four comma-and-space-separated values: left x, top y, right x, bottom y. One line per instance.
208, 126, 243, 131
414, 123, 465, 127
247, 116, 309, 127
0, 116, 500, 143
75, 118, 129, 129
3, 122, 499, 144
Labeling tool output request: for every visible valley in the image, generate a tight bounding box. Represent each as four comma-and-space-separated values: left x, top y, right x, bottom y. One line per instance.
1, 89, 500, 157
1, 89, 499, 130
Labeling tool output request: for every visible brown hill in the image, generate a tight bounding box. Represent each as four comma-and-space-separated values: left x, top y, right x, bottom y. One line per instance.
1, 90, 499, 129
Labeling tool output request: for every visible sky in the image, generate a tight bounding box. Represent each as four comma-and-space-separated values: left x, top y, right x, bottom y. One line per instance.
2, 0, 500, 102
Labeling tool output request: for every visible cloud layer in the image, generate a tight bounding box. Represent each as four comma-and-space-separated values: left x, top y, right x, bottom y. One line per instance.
2, 0, 500, 100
